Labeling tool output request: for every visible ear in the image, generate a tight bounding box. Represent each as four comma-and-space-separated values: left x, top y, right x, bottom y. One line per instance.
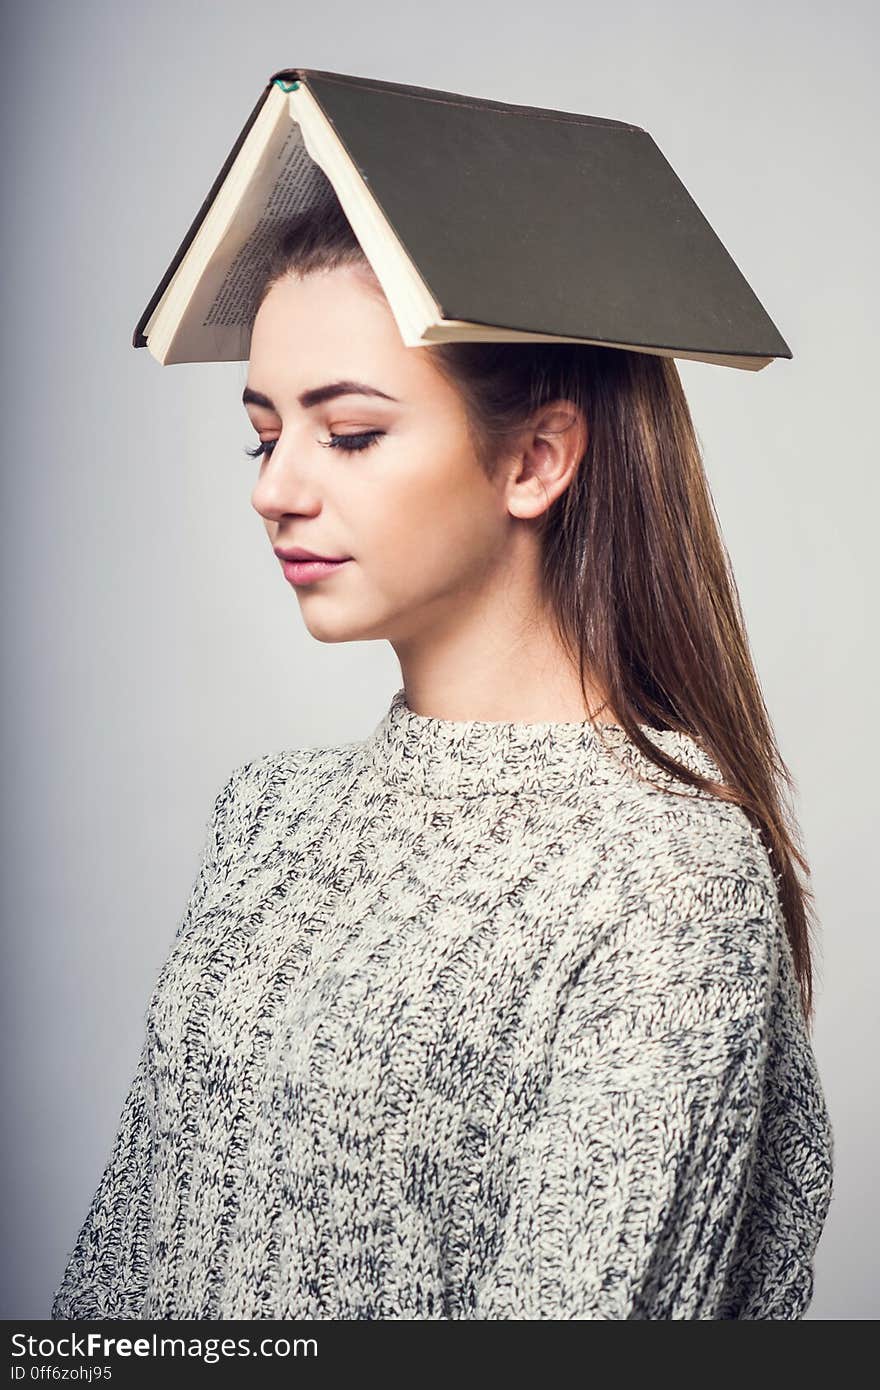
503, 400, 588, 521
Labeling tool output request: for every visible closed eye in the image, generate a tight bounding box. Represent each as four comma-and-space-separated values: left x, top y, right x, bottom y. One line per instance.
244, 430, 385, 460
319, 430, 385, 453
244, 439, 276, 459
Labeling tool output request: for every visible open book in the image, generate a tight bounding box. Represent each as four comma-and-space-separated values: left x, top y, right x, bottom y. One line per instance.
133, 68, 792, 372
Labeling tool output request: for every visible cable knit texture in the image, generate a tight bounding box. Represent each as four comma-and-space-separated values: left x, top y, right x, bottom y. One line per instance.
51, 688, 834, 1320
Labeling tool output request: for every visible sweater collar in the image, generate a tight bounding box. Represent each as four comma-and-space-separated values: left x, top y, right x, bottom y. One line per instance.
364, 687, 722, 798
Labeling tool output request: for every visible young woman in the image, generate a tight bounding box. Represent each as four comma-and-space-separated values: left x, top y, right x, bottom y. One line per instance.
51, 198, 834, 1321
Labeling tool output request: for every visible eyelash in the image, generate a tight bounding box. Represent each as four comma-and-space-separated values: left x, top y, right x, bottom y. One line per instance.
244, 430, 385, 460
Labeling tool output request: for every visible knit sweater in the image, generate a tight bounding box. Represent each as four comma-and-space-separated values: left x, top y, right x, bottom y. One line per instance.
51, 687, 834, 1321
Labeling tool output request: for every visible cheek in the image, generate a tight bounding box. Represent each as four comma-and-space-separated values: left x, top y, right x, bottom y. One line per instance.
359, 456, 499, 591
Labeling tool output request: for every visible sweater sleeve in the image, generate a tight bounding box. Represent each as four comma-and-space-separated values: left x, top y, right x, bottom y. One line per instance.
465, 864, 784, 1321
50, 763, 250, 1319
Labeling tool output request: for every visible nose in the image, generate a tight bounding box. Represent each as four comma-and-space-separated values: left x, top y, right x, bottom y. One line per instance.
250, 441, 322, 525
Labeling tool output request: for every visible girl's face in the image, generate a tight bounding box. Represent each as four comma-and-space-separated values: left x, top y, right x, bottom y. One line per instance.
245, 266, 513, 646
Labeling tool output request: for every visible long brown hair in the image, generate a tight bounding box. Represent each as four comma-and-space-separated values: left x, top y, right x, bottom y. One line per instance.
252, 199, 821, 1027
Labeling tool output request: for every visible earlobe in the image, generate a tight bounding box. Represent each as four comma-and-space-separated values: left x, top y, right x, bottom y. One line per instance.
506, 449, 572, 521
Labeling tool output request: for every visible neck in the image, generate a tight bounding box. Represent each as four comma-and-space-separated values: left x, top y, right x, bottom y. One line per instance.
391, 605, 617, 727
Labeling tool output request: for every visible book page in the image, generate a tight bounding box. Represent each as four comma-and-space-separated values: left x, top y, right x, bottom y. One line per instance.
201, 119, 338, 330
162, 92, 339, 362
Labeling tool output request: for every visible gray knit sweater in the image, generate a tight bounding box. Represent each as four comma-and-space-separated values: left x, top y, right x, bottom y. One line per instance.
51, 687, 834, 1320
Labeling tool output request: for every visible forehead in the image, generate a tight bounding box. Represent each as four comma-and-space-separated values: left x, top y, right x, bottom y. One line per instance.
247, 269, 449, 407
250, 269, 395, 359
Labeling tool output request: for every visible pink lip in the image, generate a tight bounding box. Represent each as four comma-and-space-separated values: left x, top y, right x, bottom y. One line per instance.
274, 546, 350, 561
280, 557, 352, 587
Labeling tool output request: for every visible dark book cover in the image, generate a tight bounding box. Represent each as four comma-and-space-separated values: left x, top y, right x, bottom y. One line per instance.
134, 68, 790, 365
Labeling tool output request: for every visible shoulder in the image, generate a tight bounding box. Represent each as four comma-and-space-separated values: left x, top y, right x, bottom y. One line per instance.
210, 738, 364, 825
581, 772, 783, 1011
596, 727, 779, 912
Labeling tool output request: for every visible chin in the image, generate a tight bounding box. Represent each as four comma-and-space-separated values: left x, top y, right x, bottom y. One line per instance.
299, 607, 391, 645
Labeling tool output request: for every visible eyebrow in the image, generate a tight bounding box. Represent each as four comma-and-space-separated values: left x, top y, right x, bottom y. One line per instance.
242, 380, 400, 412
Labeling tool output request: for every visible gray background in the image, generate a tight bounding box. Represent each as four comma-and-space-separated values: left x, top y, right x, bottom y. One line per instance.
2, 0, 876, 1321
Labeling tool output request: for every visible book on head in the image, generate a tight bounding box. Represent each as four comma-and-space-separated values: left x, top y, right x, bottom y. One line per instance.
132, 68, 792, 372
